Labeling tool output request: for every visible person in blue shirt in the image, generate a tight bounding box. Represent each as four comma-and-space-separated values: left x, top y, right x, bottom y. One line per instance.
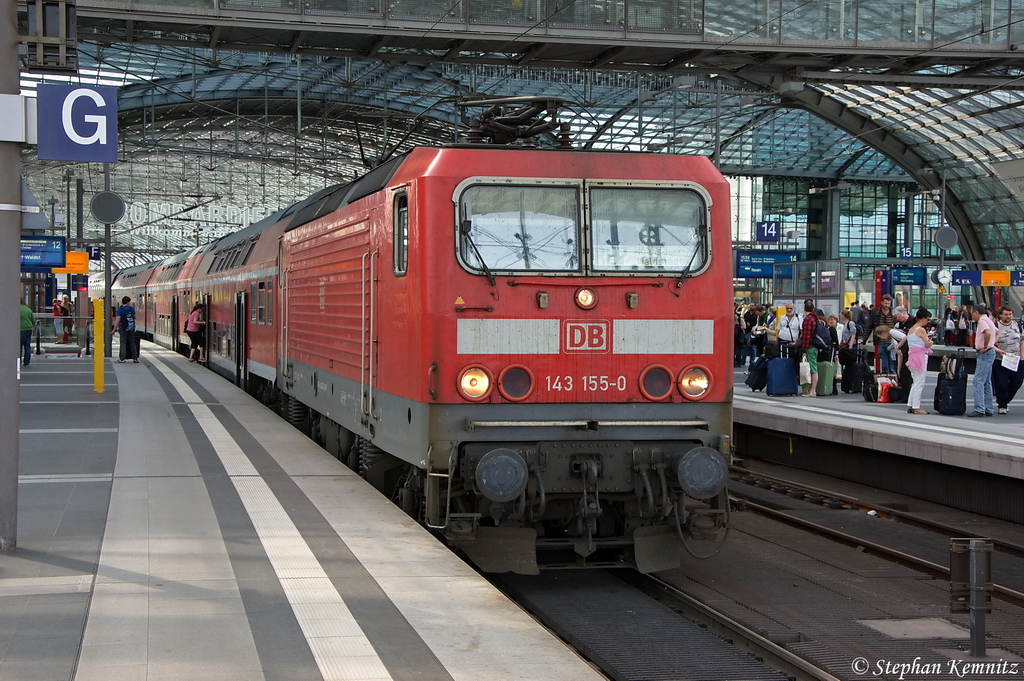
111, 296, 138, 363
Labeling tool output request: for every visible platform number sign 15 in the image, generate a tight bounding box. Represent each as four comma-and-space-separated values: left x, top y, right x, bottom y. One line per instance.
900, 247, 914, 260
755, 221, 780, 243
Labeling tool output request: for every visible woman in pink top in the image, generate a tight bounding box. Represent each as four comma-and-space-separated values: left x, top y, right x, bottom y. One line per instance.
902, 308, 934, 415
186, 302, 206, 362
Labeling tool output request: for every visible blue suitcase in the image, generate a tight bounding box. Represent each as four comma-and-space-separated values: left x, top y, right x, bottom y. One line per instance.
766, 356, 799, 396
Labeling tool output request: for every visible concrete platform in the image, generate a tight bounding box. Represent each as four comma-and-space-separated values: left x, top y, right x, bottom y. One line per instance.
3, 342, 602, 681
732, 367, 1024, 482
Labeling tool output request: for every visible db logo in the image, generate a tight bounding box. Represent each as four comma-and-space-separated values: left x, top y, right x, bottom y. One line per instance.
564, 320, 609, 352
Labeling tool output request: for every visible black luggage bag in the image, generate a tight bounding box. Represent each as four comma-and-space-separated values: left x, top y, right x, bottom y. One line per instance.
934, 376, 968, 415
933, 349, 968, 416
863, 376, 879, 402
841, 364, 863, 394
745, 356, 769, 392
847, 348, 872, 396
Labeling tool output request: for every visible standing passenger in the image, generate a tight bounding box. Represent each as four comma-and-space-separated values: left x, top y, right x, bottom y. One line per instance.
853, 302, 871, 343
955, 305, 971, 347
968, 304, 997, 417
798, 301, 820, 397
740, 304, 758, 369
748, 305, 772, 368
904, 308, 934, 415
52, 298, 63, 343
839, 309, 858, 349
993, 304, 1023, 415
869, 294, 897, 372
186, 302, 206, 363
774, 303, 802, 346
111, 296, 138, 363
892, 306, 912, 403
20, 301, 35, 366
60, 295, 74, 345
825, 314, 841, 362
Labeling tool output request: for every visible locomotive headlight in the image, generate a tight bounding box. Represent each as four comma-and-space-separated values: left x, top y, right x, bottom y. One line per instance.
673, 447, 728, 500
475, 448, 529, 503
678, 365, 712, 400
458, 365, 493, 401
574, 287, 598, 310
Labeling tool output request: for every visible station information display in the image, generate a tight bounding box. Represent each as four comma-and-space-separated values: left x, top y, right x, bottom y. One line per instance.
20, 235, 66, 273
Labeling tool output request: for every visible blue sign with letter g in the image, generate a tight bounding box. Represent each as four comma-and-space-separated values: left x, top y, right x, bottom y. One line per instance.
37, 84, 118, 162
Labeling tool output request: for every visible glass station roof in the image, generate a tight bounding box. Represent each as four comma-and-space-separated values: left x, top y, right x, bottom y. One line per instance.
18, 42, 1024, 265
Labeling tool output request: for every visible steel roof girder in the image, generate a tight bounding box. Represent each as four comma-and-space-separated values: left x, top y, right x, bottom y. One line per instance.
739, 75, 984, 261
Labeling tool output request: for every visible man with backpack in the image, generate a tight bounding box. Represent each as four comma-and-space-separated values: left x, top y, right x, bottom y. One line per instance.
111, 295, 139, 363
798, 301, 825, 397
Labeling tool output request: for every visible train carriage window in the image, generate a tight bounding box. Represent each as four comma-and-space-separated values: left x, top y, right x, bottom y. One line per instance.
590, 187, 708, 273
459, 185, 580, 273
258, 282, 266, 324
250, 283, 257, 323
266, 280, 273, 324
394, 192, 409, 276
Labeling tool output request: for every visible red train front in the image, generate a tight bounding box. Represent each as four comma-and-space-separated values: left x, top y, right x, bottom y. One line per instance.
107, 138, 734, 574
279, 146, 734, 573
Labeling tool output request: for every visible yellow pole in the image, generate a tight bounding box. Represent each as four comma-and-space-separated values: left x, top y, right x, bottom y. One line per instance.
93, 300, 104, 393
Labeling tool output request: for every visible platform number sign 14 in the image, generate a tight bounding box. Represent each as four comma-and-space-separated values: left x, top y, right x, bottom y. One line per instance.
755, 221, 780, 243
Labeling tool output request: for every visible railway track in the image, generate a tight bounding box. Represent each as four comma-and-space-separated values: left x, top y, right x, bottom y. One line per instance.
492, 569, 838, 681
728, 464, 1024, 609
485, 464, 1024, 681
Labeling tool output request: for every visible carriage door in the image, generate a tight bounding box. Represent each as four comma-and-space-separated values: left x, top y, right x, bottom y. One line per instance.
170, 296, 179, 353
359, 248, 378, 427
360, 210, 380, 428
234, 291, 246, 388
279, 241, 291, 380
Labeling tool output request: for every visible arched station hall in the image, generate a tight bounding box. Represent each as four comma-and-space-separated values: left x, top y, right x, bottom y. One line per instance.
15, 0, 1024, 310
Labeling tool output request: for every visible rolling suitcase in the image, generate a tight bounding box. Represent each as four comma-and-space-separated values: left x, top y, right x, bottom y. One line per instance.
841, 362, 864, 394
933, 375, 968, 415
855, 348, 876, 394
767, 356, 799, 396
816, 360, 836, 396
745, 356, 768, 392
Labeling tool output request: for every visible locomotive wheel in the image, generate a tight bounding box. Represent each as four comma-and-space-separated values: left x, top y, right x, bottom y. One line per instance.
399, 469, 424, 520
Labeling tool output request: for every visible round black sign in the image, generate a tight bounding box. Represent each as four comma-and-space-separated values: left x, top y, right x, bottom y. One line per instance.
934, 226, 959, 251
91, 191, 126, 224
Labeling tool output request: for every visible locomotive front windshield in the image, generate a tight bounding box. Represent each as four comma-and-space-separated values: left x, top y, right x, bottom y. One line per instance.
459, 185, 580, 272
458, 182, 707, 275
590, 187, 706, 273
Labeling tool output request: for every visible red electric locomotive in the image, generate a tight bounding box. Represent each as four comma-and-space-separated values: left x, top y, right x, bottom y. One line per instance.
106, 102, 734, 574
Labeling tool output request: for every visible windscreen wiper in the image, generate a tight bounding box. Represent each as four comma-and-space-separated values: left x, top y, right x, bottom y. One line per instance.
460, 219, 496, 286
675, 223, 708, 289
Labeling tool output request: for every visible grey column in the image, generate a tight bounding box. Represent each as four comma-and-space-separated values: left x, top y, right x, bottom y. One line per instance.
0, 0, 22, 549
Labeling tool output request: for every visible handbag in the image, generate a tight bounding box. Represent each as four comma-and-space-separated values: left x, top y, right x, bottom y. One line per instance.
877, 377, 895, 403
799, 360, 811, 385
945, 318, 955, 331
958, 317, 967, 330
